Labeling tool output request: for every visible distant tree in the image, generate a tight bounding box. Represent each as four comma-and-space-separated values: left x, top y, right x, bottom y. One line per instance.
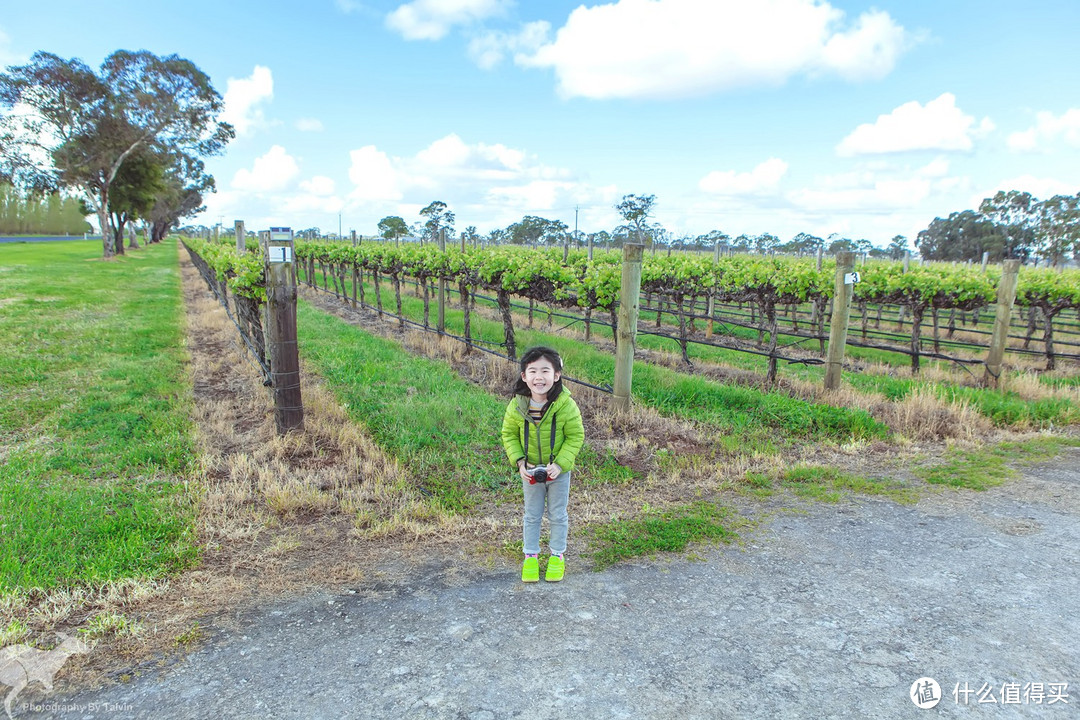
916, 210, 1011, 263
0, 50, 233, 258
780, 232, 823, 255
886, 235, 909, 260
419, 200, 454, 243
378, 215, 408, 243
695, 229, 730, 250
107, 147, 166, 249
506, 215, 565, 246
827, 234, 856, 255
486, 227, 507, 246
731, 234, 753, 253
754, 233, 779, 255
147, 166, 212, 244
1033, 193, 1080, 267
614, 193, 656, 245
462, 225, 480, 247
978, 190, 1038, 260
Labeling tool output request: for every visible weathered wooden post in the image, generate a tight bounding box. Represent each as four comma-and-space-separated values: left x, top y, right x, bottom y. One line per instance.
437, 227, 447, 333
613, 244, 644, 412
816, 246, 824, 272
983, 259, 1021, 388
235, 220, 246, 255
824, 252, 857, 390
351, 230, 357, 247
263, 227, 304, 433
981, 251, 990, 273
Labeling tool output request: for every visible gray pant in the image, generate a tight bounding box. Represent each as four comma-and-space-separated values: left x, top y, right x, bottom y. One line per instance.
522, 471, 571, 555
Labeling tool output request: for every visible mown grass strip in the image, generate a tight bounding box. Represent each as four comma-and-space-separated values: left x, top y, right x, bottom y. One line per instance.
306, 278, 888, 447
779, 464, 918, 504
0, 240, 196, 593
585, 502, 738, 569
912, 436, 1080, 491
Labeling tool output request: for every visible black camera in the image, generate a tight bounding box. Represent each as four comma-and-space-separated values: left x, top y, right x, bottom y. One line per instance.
527, 466, 548, 484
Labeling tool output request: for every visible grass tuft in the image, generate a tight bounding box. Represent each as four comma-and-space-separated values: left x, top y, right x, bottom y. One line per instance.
586, 502, 738, 569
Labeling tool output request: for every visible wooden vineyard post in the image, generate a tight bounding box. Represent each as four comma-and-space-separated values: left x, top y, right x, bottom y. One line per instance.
235, 220, 245, 255
824, 252, 857, 390
437, 228, 447, 333
983, 259, 1021, 388
263, 227, 304, 434
613, 244, 644, 412
351, 230, 358, 247
706, 240, 719, 339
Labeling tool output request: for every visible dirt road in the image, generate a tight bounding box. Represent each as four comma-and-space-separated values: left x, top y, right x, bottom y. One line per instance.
23, 449, 1080, 719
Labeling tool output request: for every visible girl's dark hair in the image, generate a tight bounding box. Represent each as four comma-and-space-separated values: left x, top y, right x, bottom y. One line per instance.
513, 345, 564, 400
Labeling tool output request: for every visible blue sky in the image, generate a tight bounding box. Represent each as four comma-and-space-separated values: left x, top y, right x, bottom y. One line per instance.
3, 0, 1079, 246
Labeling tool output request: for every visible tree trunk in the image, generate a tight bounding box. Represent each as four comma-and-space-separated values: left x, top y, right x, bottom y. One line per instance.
910, 305, 925, 374
393, 274, 403, 328
676, 295, 690, 364
97, 198, 114, 259
498, 290, 516, 361
421, 278, 430, 328
1042, 306, 1057, 371
1024, 306, 1038, 350
374, 271, 383, 317
460, 281, 472, 353
766, 301, 779, 385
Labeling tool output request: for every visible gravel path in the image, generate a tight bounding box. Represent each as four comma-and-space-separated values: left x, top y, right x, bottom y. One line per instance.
24, 450, 1080, 719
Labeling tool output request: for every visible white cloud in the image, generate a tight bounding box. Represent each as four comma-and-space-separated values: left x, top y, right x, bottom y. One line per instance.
296, 117, 324, 132
517, 0, 911, 100
699, 158, 788, 195
231, 145, 300, 192
468, 21, 550, 70
787, 166, 937, 212
221, 66, 274, 137
836, 93, 993, 156
343, 133, 613, 229
387, 0, 511, 41
300, 176, 336, 196
348, 146, 405, 201
1008, 109, 1080, 152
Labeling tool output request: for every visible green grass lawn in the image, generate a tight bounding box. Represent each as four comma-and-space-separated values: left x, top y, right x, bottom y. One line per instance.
0, 240, 197, 593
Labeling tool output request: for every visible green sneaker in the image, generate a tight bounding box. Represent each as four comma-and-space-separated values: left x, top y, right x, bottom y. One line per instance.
522, 556, 539, 583
545, 555, 565, 582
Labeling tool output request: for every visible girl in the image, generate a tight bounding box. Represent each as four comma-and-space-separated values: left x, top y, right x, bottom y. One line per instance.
501, 346, 585, 583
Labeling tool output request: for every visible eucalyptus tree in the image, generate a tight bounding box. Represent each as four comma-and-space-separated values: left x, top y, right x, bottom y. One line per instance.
614, 193, 656, 245
419, 200, 454, 243
377, 215, 409, 244
0, 50, 232, 257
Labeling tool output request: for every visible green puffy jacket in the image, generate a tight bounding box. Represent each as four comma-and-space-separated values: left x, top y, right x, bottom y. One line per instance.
501, 388, 585, 472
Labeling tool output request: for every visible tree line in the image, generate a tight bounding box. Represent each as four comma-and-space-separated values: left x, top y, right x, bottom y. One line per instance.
366, 195, 914, 260
0, 50, 232, 257
917, 190, 1080, 267
362, 190, 1077, 268
0, 184, 90, 235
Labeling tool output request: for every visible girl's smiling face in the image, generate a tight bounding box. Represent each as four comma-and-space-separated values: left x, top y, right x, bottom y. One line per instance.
522, 357, 560, 401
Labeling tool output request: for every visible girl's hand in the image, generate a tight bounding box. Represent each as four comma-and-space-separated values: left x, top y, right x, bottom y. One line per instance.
546, 462, 562, 480
518, 459, 531, 481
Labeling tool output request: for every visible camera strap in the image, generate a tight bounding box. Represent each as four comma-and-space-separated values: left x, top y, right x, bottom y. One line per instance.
524, 410, 557, 468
